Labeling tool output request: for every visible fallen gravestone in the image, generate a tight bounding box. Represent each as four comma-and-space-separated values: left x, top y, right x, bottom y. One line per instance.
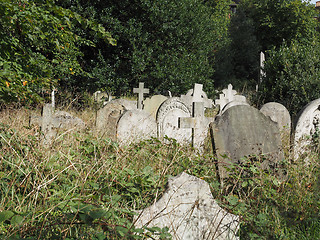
157, 97, 192, 144
211, 105, 283, 179
135, 172, 239, 240
117, 109, 157, 146
294, 98, 320, 159
215, 84, 248, 114
143, 95, 168, 119
260, 102, 291, 132
30, 104, 86, 146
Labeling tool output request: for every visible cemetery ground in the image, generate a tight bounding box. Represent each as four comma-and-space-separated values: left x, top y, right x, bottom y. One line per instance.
0, 103, 320, 239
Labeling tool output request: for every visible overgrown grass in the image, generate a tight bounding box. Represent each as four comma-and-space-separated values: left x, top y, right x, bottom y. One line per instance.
0, 106, 319, 239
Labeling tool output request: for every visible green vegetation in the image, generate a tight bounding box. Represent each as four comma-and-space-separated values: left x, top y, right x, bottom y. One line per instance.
0, 106, 319, 239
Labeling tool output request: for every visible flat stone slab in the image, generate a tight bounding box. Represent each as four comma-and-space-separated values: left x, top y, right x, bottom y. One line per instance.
211, 105, 283, 179
157, 98, 192, 144
117, 109, 157, 145
135, 172, 239, 240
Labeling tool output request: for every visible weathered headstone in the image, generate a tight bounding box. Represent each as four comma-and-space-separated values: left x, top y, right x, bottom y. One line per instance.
135, 172, 239, 240
143, 95, 168, 119
117, 109, 157, 146
211, 105, 283, 179
31, 104, 86, 146
95, 101, 126, 141
94, 91, 112, 106
215, 84, 247, 114
260, 102, 291, 131
157, 97, 192, 144
293, 98, 320, 159
180, 83, 213, 112
133, 82, 149, 109
179, 102, 213, 150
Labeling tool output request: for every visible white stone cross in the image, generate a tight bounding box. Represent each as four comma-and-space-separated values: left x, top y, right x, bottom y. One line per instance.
179, 101, 205, 150
215, 84, 237, 112
133, 82, 149, 109
192, 83, 203, 102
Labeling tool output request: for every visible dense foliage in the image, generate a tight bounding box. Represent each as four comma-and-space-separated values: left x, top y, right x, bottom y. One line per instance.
0, 0, 115, 104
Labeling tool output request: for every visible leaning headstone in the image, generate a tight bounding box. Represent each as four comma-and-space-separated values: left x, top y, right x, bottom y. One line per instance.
31, 104, 86, 146
179, 101, 213, 151
135, 172, 239, 240
133, 82, 149, 109
260, 102, 291, 132
143, 95, 168, 119
117, 109, 157, 146
211, 105, 283, 179
215, 84, 247, 114
180, 83, 214, 112
96, 101, 126, 141
293, 98, 320, 159
157, 97, 192, 144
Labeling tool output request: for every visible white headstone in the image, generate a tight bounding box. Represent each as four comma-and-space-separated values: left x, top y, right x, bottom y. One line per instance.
157, 98, 192, 144
133, 82, 149, 109
135, 172, 239, 240
180, 83, 213, 112
179, 102, 213, 151
117, 109, 157, 146
215, 84, 247, 114
294, 98, 320, 159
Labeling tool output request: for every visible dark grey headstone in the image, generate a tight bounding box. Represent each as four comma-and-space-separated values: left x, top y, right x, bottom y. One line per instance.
211, 105, 283, 179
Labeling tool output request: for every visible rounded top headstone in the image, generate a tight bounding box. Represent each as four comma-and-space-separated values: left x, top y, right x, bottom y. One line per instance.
117, 109, 157, 146
260, 102, 291, 131
156, 97, 192, 144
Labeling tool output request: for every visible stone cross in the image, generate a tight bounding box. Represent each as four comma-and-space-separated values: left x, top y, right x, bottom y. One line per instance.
215, 84, 237, 111
133, 82, 149, 109
51, 88, 56, 109
192, 83, 203, 102
179, 101, 205, 150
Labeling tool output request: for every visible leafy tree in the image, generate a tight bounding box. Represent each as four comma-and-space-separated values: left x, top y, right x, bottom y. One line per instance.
57, 0, 231, 96
260, 40, 320, 115
0, 0, 115, 104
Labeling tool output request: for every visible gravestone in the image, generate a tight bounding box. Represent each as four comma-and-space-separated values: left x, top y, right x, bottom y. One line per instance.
31, 104, 86, 146
179, 102, 213, 150
117, 109, 157, 146
260, 102, 291, 132
94, 91, 112, 106
133, 82, 149, 109
293, 98, 320, 159
135, 172, 239, 240
143, 95, 168, 119
211, 105, 283, 179
95, 101, 126, 141
215, 84, 247, 114
180, 83, 213, 112
157, 97, 192, 144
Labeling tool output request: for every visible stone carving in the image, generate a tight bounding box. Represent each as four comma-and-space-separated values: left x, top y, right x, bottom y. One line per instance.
215, 84, 247, 114
135, 172, 239, 240
117, 109, 157, 146
133, 82, 149, 109
180, 83, 213, 112
157, 98, 192, 144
